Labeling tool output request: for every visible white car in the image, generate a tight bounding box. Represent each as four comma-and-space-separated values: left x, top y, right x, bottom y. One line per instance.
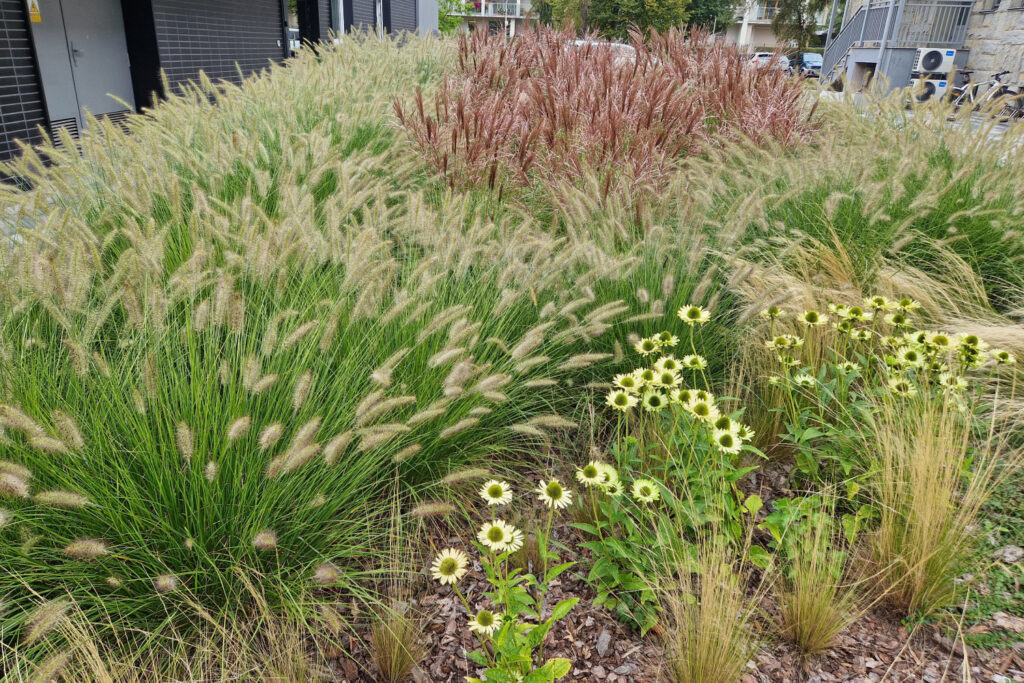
749, 52, 790, 71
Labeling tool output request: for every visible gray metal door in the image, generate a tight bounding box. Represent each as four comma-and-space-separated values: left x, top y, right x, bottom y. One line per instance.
60, 0, 135, 120
27, 0, 134, 136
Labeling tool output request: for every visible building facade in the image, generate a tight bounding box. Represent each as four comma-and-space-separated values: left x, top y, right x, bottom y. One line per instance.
822, 0, 1024, 89
451, 0, 535, 36
725, 0, 790, 51
0, 0, 437, 164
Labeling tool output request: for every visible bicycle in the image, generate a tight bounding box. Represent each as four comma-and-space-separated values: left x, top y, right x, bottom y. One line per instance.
948, 70, 1023, 120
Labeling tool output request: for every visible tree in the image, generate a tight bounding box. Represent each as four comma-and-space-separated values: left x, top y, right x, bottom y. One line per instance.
771, 0, 828, 51
556, 0, 689, 40
686, 0, 737, 32
439, 0, 472, 34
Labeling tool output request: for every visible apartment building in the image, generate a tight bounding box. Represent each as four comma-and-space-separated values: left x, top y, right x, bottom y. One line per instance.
725, 0, 793, 50
451, 0, 536, 36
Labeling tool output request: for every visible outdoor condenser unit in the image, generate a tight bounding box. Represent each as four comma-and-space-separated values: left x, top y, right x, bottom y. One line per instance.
913, 48, 956, 75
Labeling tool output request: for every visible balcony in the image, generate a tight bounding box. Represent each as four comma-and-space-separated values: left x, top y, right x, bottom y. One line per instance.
454, 0, 527, 18
822, 0, 972, 78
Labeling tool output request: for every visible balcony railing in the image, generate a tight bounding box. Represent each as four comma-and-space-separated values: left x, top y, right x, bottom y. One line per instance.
822, 0, 971, 79
455, 0, 526, 17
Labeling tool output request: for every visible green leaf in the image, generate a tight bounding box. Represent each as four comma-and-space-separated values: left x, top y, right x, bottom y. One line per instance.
743, 494, 763, 517
544, 561, 575, 583
550, 597, 578, 620
549, 658, 572, 678
748, 545, 773, 569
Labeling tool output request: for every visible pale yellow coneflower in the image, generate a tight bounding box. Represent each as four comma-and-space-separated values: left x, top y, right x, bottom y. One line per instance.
259, 423, 284, 451
175, 422, 194, 461
431, 548, 469, 585
292, 371, 313, 411
468, 608, 502, 637
34, 490, 90, 508
227, 416, 252, 442
253, 529, 278, 551
64, 539, 108, 559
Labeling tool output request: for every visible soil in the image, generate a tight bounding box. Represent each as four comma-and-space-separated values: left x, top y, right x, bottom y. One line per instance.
329, 459, 1024, 682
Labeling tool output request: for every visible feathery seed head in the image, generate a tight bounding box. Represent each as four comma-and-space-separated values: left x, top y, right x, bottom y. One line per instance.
204, 461, 218, 482
227, 416, 252, 442
64, 538, 109, 559
34, 490, 90, 508
292, 371, 313, 411
175, 422, 194, 460
410, 501, 456, 518
253, 529, 278, 551
23, 600, 70, 645
154, 574, 179, 593
259, 423, 284, 451
314, 563, 340, 585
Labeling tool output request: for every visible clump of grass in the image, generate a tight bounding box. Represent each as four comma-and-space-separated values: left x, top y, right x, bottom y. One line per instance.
863, 393, 1022, 617
369, 609, 427, 683
660, 537, 761, 683
774, 499, 862, 656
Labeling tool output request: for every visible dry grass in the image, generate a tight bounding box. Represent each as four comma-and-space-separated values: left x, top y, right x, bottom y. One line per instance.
369, 609, 427, 683
660, 537, 762, 683
863, 393, 1023, 617
774, 498, 862, 656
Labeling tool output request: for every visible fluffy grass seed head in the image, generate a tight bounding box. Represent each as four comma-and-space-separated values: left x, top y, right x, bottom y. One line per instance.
64, 538, 109, 559
154, 574, 179, 593
227, 416, 252, 442
259, 423, 284, 451
175, 421, 193, 461
0, 472, 30, 499
431, 548, 469, 585
606, 389, 638, 412
537, 478, 572, 509
313, 563, 341, 584
468, 608, 502, 637
22, 600, 70, 645
253, 529, 278, 551
480, 480, 513, 506
631, 478, 660, 504
678, 305, 711, 326
34, 490, 90, 508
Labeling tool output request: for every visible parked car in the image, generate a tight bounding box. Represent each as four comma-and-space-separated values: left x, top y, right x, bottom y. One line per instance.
790, 52, 823, 78
566, 39, 637, 65
749, 52, 790, 71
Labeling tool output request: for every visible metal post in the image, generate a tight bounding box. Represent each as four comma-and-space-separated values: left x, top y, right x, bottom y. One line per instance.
876, 0, 902, 59
824, 0, 841, 53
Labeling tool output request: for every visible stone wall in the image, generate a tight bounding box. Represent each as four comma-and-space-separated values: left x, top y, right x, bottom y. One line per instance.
962, 2, 1024, 79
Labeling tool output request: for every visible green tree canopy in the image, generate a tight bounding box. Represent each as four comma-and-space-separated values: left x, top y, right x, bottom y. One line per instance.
771, 0, 828, 51
547, 0, 690, 40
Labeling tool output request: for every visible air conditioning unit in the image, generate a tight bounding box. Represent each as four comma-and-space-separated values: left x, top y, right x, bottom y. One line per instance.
914, 48, 956, 74
910, 74, 949, 102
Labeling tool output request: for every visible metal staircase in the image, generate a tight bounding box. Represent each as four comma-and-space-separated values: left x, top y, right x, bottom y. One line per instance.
821, 0, 972, 83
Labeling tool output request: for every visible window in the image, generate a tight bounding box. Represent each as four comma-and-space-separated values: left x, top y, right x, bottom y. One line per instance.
757, 0, 780, 20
